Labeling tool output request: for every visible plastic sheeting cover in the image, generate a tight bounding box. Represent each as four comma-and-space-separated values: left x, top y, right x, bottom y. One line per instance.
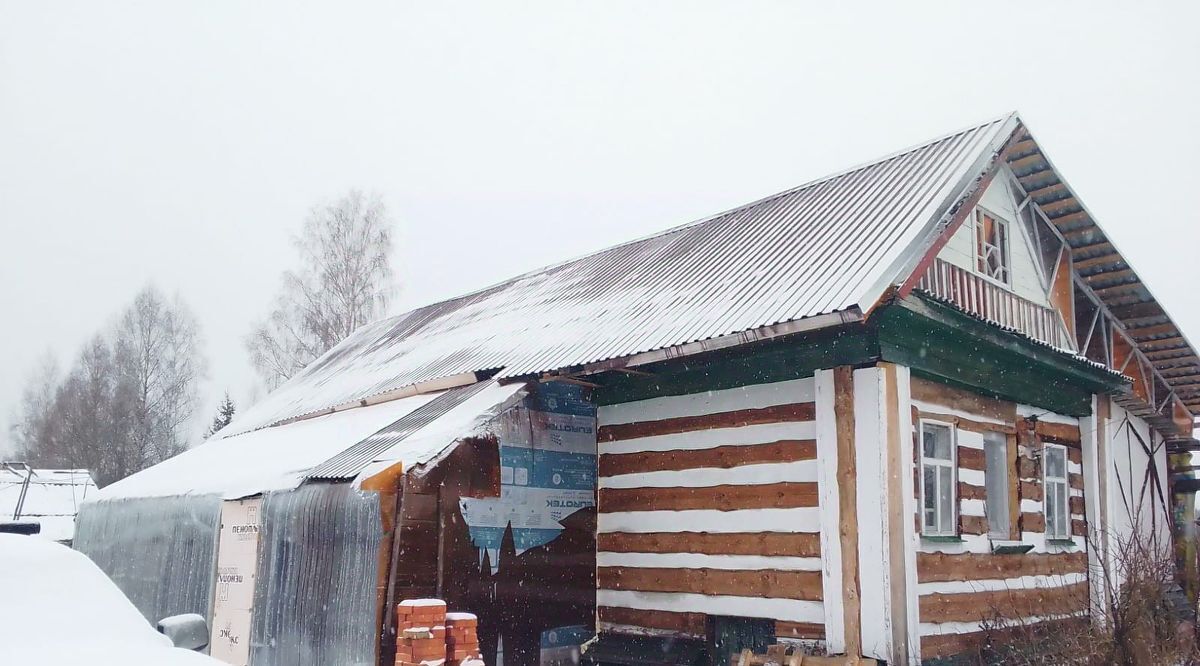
73, 494, 222, 628
250, 483, 384, 666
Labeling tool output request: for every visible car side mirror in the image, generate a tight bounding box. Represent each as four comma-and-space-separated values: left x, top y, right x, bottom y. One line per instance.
157, 613, 209, 651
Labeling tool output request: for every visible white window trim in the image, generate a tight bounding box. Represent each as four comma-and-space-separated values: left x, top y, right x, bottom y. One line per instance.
919, 420, 958, 537
972, 205, 1013, 289
1043, 443, 1070, 540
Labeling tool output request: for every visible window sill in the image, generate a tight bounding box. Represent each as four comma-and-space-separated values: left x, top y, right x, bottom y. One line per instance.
990, 540, 1034, 555
921, 535, 965, 543
1047, 538, 1077, 548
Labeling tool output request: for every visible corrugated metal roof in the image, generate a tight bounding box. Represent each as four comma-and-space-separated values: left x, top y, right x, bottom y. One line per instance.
223, 115, 1017, 436
305, 380, 495, 480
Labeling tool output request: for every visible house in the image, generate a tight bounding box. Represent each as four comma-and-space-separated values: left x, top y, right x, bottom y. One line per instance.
75, 113, 1198, 665
0, 463, 96, 543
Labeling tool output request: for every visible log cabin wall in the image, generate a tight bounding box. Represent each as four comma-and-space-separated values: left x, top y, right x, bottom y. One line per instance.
594, 376, 824, 643
909, 376, 1089, 662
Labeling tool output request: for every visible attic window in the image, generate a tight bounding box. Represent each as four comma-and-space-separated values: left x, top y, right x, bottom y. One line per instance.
975, 208, 1010, 285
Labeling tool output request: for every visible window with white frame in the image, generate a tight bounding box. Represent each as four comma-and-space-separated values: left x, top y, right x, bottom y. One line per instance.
921, 421, 957, 536
983, 431, 1010, 538
975, 208, 1011, 285
1043, 444, 1070, 540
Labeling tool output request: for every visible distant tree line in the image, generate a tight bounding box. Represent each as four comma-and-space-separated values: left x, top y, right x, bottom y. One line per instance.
9, 190, 397, 487
12, 288, 205, 486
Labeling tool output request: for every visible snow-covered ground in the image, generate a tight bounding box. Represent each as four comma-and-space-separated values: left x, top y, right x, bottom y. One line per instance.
0, 533, 220, 665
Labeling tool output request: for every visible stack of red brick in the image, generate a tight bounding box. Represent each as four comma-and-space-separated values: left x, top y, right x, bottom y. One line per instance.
394, 598, 482, 666
445, 612, 480, 665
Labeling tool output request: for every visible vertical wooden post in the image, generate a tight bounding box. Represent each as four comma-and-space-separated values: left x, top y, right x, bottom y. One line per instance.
1095, 395, 1112, 617
882, 363, 909, 663
833, 366, 862, 659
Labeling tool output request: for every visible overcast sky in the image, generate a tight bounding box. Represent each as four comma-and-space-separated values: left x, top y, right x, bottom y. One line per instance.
2, 1, 1198, 454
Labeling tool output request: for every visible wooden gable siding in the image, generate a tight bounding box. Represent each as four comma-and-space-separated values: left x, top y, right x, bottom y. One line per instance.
595, 377, 822, 640
909, 377, 1088, 661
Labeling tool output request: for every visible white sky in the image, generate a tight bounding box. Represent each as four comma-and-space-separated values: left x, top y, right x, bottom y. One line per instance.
2, 1, 1198, 453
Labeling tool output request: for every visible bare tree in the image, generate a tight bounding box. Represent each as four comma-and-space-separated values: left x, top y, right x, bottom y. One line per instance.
112, 286, 205, 474
11, 287, 206, 486
246, 190, 395, 387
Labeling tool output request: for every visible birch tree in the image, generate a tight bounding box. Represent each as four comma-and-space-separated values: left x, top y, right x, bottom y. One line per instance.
246, 190, 395, 388
11, 287, 206, 486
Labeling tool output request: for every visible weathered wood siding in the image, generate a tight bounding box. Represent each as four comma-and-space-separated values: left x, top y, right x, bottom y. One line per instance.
596, 377, 823, 640
910, 377, 1088, 661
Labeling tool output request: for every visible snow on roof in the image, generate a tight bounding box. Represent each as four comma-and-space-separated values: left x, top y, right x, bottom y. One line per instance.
93, 392, 441, 502
224, 115, 1017, 436
351, 380, 527, 485
0, 466, 96, 542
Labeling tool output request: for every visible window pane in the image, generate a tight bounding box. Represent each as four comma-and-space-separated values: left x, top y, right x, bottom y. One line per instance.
923, 465, 937, 530
923, 424, 951, 460
1045, 483, 1059, 536
1058, 483, 1070, 537
1046, 446, 1065, 478
938, 465, 954, 534
984, 433, 1009, 537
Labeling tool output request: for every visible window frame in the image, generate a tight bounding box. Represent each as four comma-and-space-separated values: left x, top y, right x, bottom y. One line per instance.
919, 419, 958, 538
973, 206, 1013, 288
1043, 443, 1071, 540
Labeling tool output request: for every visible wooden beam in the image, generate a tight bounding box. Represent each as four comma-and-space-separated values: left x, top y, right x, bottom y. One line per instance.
1052, 210, 1092, 227
1071, 240, 1114, 256
541, 374, 601, 388
1141, 336, 1187, 350
1007, 139, 1038, 157
1085, 268, 1137, 283
881, 363, 910, 662
1018, 168, 1056, 186
1039, 197, 1080, 216
1063, 225, 1101, 240
1008, 153, 1046, 173
1028, 182, 1068, 200
1092, 281, 1143, 297
1108, 301, 1164, 320
1147, 349, 1196, 361
1127, 323, 1180, 339
833, 366, 862, 658
1074, 252, 1123, 271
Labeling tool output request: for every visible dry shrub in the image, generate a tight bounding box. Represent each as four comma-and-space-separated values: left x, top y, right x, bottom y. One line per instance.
966, 530, 1197, 665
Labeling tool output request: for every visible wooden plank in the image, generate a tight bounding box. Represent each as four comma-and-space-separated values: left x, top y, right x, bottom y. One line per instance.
1020, 512, 1046, 532
1035, 421, 1082, 443
775, 620, 825, 640
1019, 480, 1042, 502
1049, 210, 1090, 226
916, 410, 1016, 435
598, 531, 821, 557
1127, 323, 1179, 339
910, 377, 1017, 423
882, 363, 910, 661
919, 583, 1088, 623
917, 552, 1087, 582
958, 481, 986, 501
597, 606, 706, 637
1007, 433, 1020, 540
833, 366, 862, 657
598, 482, 818, 512
597, 566, 823, 601
1073, 253, 1122, 271
599, 439, 816, 477
920, 618, 1088, 660
1027, 182, 1067, 200
960, 515, 988, 535
1085, 268, 1136, 284
1070, 241, 1113, 257
598, 402, 816, 442
957, 446, 985, 471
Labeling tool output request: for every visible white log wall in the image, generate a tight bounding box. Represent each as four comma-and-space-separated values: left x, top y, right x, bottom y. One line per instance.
595, 377, 823, 640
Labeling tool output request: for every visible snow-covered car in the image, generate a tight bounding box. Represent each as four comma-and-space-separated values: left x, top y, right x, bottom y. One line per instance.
0, 533, 221, 665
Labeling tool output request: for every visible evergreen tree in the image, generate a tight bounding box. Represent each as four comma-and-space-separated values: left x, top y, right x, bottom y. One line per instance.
205, 392, 236, 439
